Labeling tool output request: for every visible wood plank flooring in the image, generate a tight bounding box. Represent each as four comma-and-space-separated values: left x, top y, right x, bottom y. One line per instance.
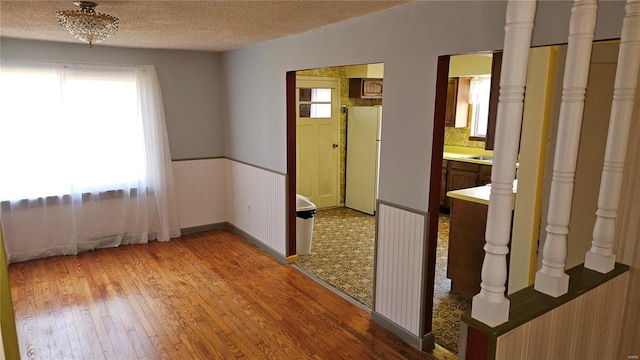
8, 230, 451, 359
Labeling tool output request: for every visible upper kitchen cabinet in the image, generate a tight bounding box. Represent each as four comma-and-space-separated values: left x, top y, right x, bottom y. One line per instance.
349, 78, 383, 99
445, 77, 470, 128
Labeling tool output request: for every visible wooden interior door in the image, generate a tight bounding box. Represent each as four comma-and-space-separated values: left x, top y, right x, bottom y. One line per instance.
296, 77, 340, 209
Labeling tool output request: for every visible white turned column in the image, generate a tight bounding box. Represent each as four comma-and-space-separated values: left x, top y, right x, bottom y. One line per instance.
534, 0, 598, 297
586, 0, 640, 273
471, 0, 536, 327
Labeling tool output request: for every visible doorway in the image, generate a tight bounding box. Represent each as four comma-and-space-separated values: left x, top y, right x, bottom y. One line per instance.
288, 64, 383, 310
427, 52, 500, 354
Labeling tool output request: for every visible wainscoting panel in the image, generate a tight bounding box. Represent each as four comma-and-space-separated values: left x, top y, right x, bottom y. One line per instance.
225, 160, 286, 256
616, 75, 640, 357
495, 271, 630, 360
374, 202, 427, 336
172, 159, 227, 229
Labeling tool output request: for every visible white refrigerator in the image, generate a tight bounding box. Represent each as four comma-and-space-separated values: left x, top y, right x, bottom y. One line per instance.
345, 105, 382, 215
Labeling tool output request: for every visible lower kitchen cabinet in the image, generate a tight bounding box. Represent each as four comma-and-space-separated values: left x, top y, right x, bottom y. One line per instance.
446, 198, 487, 297
441, 160, 492, 211
479, 164, 492, 185
440, 160, 448, 208
446, 193, 512, 298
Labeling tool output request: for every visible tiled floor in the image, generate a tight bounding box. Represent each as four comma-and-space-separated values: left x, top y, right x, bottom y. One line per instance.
297, 207, 470, 354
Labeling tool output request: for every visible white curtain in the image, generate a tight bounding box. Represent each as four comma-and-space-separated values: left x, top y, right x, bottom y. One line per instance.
0, 61, 180, 263
469, 77, 491, 137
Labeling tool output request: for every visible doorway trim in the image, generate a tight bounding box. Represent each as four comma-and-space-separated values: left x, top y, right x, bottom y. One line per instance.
425, 55, 450, 334
286, 71, 297, 258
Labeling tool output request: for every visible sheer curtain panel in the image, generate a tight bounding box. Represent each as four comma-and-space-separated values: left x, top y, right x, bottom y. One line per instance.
0, 62, 180, 263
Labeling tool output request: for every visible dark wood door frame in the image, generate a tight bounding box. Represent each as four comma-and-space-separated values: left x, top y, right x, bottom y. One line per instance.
424, 55, 450, 334
485, 51, 503, 150
286, 71, 297, 257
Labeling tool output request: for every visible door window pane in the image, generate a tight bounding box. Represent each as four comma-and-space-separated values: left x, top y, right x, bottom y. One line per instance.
310, 104, 331, 118
298, 87, 332, 118
299, 88, 311, 102
299, 104, 331, 118
300, 104, 311, 118
311, 88, 331, 102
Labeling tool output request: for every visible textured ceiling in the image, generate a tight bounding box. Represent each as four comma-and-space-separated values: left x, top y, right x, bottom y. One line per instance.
0, 1, 409, 51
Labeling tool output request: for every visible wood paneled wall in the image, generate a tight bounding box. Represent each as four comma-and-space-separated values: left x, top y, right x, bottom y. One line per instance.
172, 158, 286, 257
374, 202, 427, 337
225, 160, 287, 256
495, 271, 630, 359
616, 68, 640, 357
172, 158, 227, 229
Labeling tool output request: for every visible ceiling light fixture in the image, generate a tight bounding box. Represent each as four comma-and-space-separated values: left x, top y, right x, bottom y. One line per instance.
56, 1, 119, 47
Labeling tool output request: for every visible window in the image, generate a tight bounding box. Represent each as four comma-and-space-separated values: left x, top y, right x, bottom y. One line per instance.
0, 63, 146, 200
469, 77, 491, 138
0, 61, 180, 263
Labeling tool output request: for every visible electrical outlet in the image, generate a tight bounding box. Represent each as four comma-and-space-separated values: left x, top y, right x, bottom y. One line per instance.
247, 204, 251, 214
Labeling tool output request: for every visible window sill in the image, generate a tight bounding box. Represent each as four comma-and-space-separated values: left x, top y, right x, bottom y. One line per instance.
1, 188, 141, 211
469, 136, 487, 142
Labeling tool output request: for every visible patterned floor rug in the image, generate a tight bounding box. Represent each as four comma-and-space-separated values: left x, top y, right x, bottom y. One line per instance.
297, 207, 470, 355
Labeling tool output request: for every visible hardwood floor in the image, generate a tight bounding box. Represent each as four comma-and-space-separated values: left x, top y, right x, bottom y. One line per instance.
9, 230, 450, 359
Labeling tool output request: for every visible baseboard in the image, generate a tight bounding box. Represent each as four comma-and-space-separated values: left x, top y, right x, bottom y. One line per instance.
226, 223, 287, 264
371, 311, 434, 351
180, 222, 228, 235
180, 222, 287, 264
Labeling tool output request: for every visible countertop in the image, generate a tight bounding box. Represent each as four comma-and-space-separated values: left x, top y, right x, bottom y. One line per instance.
443, 151, 495, 166
442, 146, 519, 167
447, 180, 518, 208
